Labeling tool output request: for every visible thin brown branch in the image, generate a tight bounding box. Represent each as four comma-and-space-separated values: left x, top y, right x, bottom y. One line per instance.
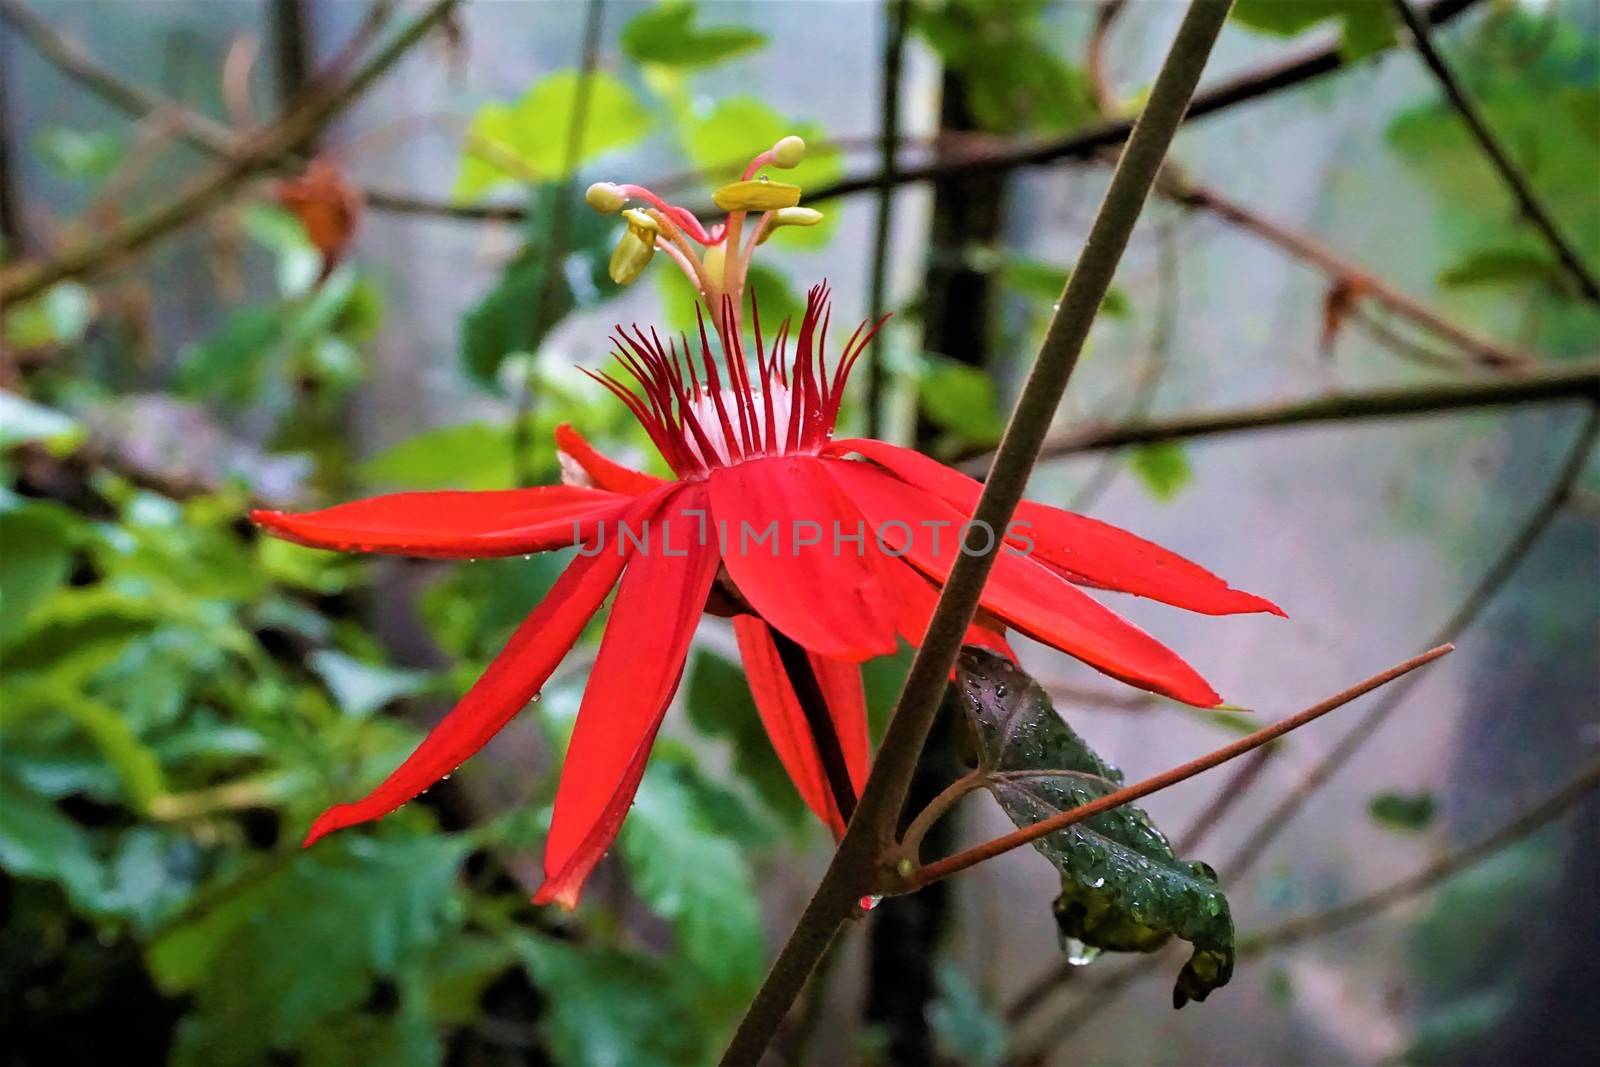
1240, 757, 1600, 954
0, 0, 460, 306
958, 358, 1600, 472
1223, 401, 1600, 880
1390, 0, 1599, 303
358, 0, 1485, 225
1161, 173, 1533, 370
895, 645, 1454, 892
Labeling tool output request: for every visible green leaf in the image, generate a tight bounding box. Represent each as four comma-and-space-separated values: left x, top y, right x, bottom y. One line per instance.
618, 759, 766, 997
454, 71, 651, 199
309, 651, 431, 719
1368, 790, 1437, 832
175, 306, 286, 406
150, 835, 468, 1061
0, 392, 84, 451
1438, 246, 1562, 289
1129, 441, 1193, 502
0, 773, 106, 911
360, 421, 515, 490
621, 2, 766, 68
1002, 257, 1129, 318
35, 127, 124, 180
517, 935, 717, 1067
684, 648, 808, 827
2, 283, 95, 350
1232, 0, 1397, 60
918, 355, 1007, 446
0, 503, 75, 643
928, 962, 1009, 1067
909, 0, 1097, 133
955, 649, 1235, 1007
460, 185, 619, 387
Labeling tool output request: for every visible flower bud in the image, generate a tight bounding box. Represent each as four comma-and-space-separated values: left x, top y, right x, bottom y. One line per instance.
755, 206, 824, 245
609, 227, 656, 284
712, 179, 801, 213
771, 136, 806, 168
585, 182, 627, 214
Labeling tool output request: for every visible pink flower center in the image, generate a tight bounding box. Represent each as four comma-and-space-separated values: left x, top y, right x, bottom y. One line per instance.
585, 284, 884, 479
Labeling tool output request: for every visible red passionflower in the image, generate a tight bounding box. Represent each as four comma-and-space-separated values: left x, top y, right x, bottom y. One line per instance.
252, 137, 1282, 909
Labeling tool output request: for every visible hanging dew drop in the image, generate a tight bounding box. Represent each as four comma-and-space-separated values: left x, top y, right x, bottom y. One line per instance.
858, 895, 882, 912
1063, 938, 1101, 966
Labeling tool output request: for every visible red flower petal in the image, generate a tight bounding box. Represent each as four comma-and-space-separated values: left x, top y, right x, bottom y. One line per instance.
301, 513, 640, 846
251, 485, 629, 559
826, 460, 1222, 707
554, 423, 669, 495
826, 438, 1284, 618
707, 455, 899, 662
534, 484, 721, 909
733, 615, 867, 836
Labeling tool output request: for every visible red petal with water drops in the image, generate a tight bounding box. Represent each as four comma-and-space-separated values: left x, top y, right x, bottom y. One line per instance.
826, 460, 1222, 707
534, 484, 721, 910
251, 485, 629, 559
708, 455, 899, 662
300, 494, 651, 845
554, 423, 668, 495
733, 615, 867, 836
825, 438, 1283, 618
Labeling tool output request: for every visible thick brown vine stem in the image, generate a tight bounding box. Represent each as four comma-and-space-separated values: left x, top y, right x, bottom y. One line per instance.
717, 6, 1237, 1062
898, 645, 1453, 891
0, 0, 459, 305
1389, 0, 1600, 304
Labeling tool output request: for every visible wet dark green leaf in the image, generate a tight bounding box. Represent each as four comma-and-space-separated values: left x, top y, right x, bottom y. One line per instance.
955, 649, 1234, 1007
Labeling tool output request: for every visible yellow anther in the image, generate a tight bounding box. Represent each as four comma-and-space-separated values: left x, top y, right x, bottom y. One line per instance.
771, 136, 806, 168
609, 227, 656, 284
755, 206, 824, 245
712, 179, 801, 213
585, 182, 627, 214
622, 208, 659, 234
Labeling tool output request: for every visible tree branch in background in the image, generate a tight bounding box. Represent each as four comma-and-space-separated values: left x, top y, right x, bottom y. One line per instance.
1240, 757, 1600, 954
1220, 400, 1600, 880
1159, 173, 1534, 370
0, 0, 458, 305
863, 0, 910, 440
1390, 0, 1600, 304
958, 358, 1600, 471
718, 5, 1238, 1061
510, 0, 604, 487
